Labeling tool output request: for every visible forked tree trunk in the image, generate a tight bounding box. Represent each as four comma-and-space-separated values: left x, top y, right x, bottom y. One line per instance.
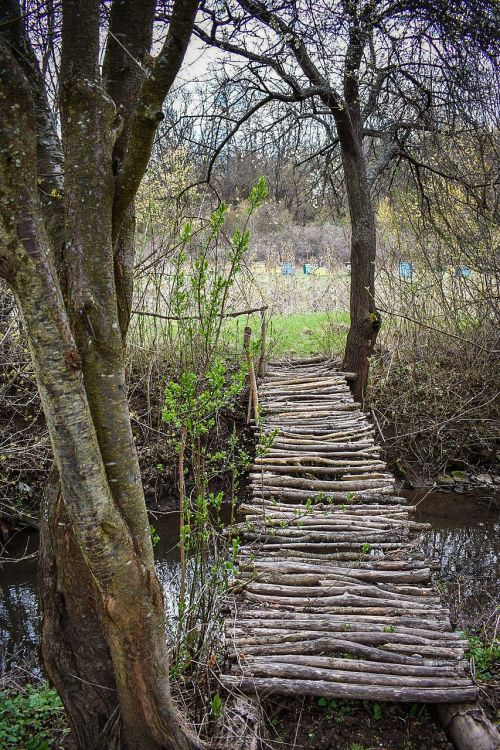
341, 136, 381, 403
0, 1, 201, 745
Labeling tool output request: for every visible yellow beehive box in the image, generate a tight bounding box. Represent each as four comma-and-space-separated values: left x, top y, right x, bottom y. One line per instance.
313, 266, 328, 276
251, 261, 267, 275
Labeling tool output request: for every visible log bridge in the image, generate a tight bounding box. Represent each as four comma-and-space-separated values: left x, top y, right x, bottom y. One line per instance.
222, 357, 479, 707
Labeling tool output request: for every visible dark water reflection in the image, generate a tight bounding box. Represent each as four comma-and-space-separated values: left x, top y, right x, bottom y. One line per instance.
411, 490, 499, 631
1, 492, 499, 673
0, 550, 40, 673
0, 514, 182, 675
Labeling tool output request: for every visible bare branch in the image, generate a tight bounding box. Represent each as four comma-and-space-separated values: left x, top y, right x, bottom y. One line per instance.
112, 0, 199, 244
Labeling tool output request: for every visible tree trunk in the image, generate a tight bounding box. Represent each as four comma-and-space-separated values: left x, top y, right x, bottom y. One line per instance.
0, 29, 200, 750
39, 473, 119, 748
341, 135, 381, 404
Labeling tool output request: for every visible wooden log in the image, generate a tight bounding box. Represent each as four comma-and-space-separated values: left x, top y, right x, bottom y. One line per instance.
262, 405, 355, 415
262, 397, 352, 408
250, 463, 388, 475
232, 629, 466, 651
239, 559, 430, 573
241, 654, 466, 677
383, 642, 465, 657
229, 619, 460, 642
260, 376, 344, 387
231, 661, 469, 689
267, 440, 375, 453
250, 487, 397, 503
241, 590, 446, 614
241, 541, 407, 552
237, 520, 419, 534
263, 408, 356, 417
239, 546, 406, 560
320, 578, 436, 596
229, 608, 453, 631
240, 522, 403, 537
276, 432, 375, 441
260, 386, 352, 395
265, 449, 381, 459
239, 527, 409, 540
437, 704, 500, 750
261, 386, 348, 396
233, 636, 466, 660
265, 404, 360, 414
237, 561, 431, 583
249, 475, 394, 491
255, 455, 383, 466
243, 504, 413, 517
242, 516, 412, 530
238, 578, 439, 603
260, 392, 351, 401
239, 506, 413, 520
241, 514, 429, 532
265, 410, 362, 422
261, 378, 347, 386
221, 675, 479, 703
239, 511, 412, 524
239, 547, 433, 563
241, 580, 435, 602
239, 501, 413, 514
267, 438, 374, 448
237, 526, 410, 540
232, 635, 455, 664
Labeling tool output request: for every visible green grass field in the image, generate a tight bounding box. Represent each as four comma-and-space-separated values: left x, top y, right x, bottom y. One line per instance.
222, 310, 350, 356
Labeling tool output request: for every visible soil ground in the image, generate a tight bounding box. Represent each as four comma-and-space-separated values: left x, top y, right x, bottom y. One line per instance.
261, 696, 453, 750
258, 697, 453, 750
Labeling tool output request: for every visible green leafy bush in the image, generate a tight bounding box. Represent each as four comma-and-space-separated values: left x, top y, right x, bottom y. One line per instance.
461, 633, 500, 681
0, 684, 68, 749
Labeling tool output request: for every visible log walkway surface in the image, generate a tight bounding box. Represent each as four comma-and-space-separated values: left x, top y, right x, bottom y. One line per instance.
222, 357, 479, 704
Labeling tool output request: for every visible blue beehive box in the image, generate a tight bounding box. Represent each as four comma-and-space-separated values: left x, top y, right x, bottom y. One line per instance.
399, 261, 414, 279
303, 263, 313, 275
282, 263, 294, 276
456, 266, 471, 279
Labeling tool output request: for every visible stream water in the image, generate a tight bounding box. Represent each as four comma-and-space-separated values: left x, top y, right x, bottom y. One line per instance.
1, 491, 499, 675
412, 489, 499, 631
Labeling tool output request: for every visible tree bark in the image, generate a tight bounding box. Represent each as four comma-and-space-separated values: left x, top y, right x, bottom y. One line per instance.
0, 0, 201, 745
340, 134, 381, 404
39, 474, 118, 748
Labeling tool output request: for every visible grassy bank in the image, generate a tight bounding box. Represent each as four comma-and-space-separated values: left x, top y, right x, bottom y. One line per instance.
222, 310, 350, 356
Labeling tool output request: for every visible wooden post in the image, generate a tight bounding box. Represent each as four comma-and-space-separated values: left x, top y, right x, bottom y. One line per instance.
257, 307, 267, 378
244, 326, 259, 424
178, 426, 187, 608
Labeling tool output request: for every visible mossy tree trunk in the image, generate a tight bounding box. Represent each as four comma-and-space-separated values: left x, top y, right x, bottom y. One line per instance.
339, 127, 381, 404
0, 1, 200, 747
336, 15, 381, 404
